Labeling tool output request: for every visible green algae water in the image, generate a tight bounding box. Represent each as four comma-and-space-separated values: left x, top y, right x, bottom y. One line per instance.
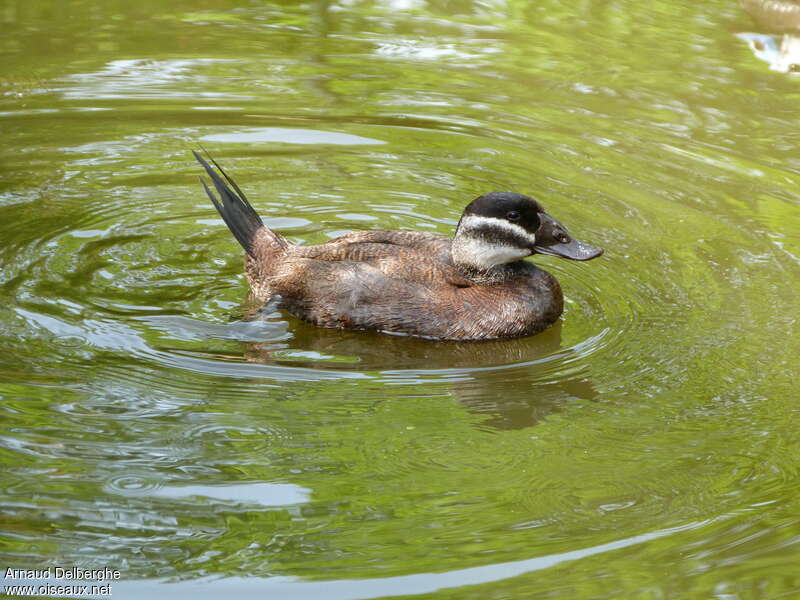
1, 1, 800, 598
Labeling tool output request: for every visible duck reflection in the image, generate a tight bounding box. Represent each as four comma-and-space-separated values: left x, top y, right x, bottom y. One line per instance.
738, 0, 800, 73
242, 309, 598, 430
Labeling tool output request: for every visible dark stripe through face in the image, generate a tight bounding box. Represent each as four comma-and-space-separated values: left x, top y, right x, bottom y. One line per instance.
458, 215, 538, 251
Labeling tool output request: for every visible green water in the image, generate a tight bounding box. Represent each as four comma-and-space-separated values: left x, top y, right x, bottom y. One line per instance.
2, 1, 800, 598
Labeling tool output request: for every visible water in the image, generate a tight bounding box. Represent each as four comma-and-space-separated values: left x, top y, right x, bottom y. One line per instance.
1, 1, 799, 598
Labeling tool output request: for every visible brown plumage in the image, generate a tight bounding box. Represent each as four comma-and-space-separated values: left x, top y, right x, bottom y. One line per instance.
741, 0, 800, 31
194, 151, 603, 341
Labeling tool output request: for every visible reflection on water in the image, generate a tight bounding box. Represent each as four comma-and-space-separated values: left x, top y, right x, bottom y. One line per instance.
6, 519, 705, 600
2, 0, 800, 599
246, 318, 599, 429
203, 127, 387, 146
145, 310, 598, 429
146, 482, 312, 506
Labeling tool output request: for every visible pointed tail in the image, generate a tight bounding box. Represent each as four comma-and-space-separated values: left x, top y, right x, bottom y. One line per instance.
194, 151, 288, 256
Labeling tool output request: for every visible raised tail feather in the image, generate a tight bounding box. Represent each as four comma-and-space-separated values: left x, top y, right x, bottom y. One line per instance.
193, 151, 288, 256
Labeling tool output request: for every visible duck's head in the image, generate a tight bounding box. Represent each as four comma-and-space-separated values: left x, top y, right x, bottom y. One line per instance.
451, 192, 603, 274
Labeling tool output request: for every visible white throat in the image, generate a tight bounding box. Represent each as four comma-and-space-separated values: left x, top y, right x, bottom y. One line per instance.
451, 215, 536, 272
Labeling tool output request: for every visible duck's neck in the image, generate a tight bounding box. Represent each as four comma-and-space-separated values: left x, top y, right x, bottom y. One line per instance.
451, 234, 527, 284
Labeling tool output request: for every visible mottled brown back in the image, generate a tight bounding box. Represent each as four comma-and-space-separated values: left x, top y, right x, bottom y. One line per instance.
245, 229, 562, 340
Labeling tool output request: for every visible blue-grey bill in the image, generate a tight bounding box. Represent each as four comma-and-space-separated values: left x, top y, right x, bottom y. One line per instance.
535, 239, 604, 261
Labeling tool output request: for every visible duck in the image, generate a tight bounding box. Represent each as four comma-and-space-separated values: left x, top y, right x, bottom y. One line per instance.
194, 151, 602, 341
738, 0, 800, 73
740, 0, 800, 32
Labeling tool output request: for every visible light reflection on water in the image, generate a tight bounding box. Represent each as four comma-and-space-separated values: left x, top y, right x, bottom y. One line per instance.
202, 127, 387, 145
1, 0, 800, 599
7, 518, 710, 599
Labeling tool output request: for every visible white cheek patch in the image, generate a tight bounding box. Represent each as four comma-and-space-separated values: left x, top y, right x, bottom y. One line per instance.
452, 236, 531, 270
457, 215, 538, 247
452, 215, 538, 270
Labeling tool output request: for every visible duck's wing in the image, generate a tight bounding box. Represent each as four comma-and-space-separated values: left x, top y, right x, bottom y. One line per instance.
267, 246, 471, 336
286, 236, 471, 288
312, 230, 453, 263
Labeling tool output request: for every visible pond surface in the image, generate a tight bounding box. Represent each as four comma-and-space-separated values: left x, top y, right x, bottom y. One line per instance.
2, 1, 800, 598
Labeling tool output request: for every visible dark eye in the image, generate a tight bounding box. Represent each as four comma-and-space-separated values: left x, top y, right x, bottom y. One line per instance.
506, 211, 520, 222
557, 233, 570, 244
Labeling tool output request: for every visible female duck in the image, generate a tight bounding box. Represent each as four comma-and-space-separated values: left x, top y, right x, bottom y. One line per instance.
741, 0, 800, 31
195, 152, 602, 341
